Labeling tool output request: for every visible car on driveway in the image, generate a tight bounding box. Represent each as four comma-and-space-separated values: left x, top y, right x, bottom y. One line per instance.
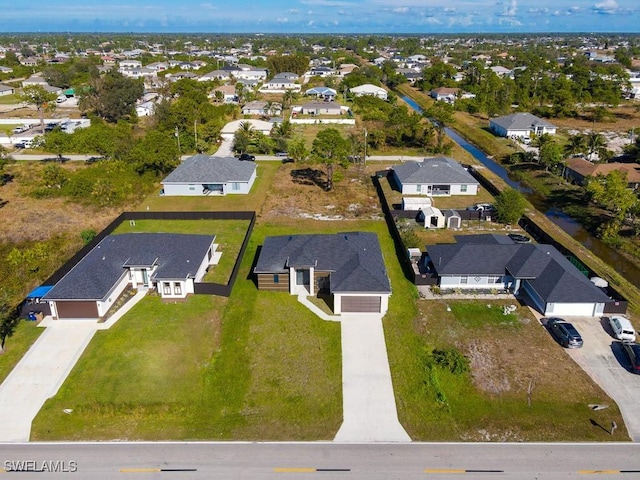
237, 153, 255, 161
609, 316, 636, 342
547, 317, 583, 348
621, 342, 640, 374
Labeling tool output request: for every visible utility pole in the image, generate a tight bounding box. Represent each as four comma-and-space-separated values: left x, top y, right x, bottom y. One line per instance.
175, 125, 181, 153
194, 119, 198, 148
364, 128, 368, 165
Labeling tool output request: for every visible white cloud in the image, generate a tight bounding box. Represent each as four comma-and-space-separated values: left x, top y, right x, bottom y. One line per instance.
593, 0, 619, 14
499, 0, 518, 17
392, 7, 409, 13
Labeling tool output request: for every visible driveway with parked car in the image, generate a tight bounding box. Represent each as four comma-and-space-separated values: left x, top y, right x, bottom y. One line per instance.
559, 316, 640, 441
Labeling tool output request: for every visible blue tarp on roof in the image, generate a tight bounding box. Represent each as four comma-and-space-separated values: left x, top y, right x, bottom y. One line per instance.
27, 286, 53, 298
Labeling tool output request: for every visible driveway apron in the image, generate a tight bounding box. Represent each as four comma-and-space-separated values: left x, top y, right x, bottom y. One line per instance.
334, 314, 411, 442
0, 320, 98, 442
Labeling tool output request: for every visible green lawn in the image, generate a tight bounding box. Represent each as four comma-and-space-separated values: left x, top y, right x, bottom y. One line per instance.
31, 220, 345, 441
140, 161, 280, 213
0, 94, 20, 105
111, 219, 251, 284
0, 320, 43, 384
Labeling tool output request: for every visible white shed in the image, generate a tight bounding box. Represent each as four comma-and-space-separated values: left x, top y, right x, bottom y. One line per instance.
402, 197, 432, 211
423, 206, 446, 229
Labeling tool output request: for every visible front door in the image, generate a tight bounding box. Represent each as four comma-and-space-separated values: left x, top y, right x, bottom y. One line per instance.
142, 269, 149, 287
296, 269, 310, 287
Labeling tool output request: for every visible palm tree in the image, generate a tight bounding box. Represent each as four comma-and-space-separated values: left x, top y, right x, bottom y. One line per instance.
564, 133, 587, 157
587, 132, 606, 161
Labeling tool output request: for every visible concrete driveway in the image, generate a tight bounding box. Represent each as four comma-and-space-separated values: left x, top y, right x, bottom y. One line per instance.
560, 316, 640, 441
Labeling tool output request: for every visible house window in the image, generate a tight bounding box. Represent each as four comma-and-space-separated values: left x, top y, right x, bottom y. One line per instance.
273, 274, 279, 283
488, 276, 503, 284
460, 184, 468, 192
231, 182, 240, 191
174, 282, 182, 295
163, 282, 171, 295
189, 185, 195, 191
460, 276, 468, 284
416, 185, 422, 192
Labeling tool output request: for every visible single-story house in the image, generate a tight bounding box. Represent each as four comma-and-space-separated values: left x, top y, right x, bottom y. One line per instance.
430, 87, 461, 102
350, 84, 388, 100
305, 86, 337, 100
241, 100, 282, 116
254, 232, 391, 315
273, 72, 299, 81
258, 78, 301, 92
162, 155, 257, 196
563, 157, 640, 190
298, 101, 343, 116
43, 233, 218, 320
0, 84, 14, 96
21, 76, 48, 87
220, 119, 272, 140
198, 70, 232, 82
489, 113, 557, 138
426, 234, 613, 317
210, 84, 237, 103
392, 157, 479, 196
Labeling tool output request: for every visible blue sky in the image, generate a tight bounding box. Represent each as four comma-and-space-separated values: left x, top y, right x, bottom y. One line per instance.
0, 0, 638, 33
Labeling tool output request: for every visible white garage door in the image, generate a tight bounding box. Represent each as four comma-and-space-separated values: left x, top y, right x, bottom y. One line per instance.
547, 303, 595, 317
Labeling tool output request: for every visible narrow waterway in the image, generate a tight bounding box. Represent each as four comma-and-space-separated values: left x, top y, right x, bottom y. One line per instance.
402, 95, 640, 286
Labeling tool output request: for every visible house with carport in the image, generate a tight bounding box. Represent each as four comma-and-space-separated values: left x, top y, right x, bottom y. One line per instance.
254, 232, 391, 314
43, 233, 219, 320
162, 155, 257, 196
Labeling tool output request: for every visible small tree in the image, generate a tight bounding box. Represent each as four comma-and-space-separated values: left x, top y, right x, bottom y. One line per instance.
494, 188, 527, 225
287, 137, 309, 163
18, 85, 58, 134
310, 128, 349, 191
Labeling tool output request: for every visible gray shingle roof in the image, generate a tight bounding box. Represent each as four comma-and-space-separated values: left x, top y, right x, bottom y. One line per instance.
43, 233, 215, 301
490, 112, 556, 131
162, 155, 256, 184
427, 235, 610, 304
393, 157, 478, 185
254, 232, 391, 293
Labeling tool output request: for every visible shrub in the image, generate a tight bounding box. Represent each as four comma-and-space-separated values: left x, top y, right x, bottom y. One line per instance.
432, 347, 470, 375
80, 229, 97, 245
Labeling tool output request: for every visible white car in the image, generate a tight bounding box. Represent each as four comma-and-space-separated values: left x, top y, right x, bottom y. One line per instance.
609, 316, 636, 342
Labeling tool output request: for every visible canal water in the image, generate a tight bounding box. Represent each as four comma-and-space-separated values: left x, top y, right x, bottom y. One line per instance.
402, 95, 640, 285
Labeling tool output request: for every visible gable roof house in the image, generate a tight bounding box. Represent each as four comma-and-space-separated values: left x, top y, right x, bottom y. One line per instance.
426, 234, 614, 317
258, 78, 301, 93
162, 155, 257, 196
298, 100, 343, 116
241, 100, 282, 116
254, 232, 391, 314
350, 84, 388, 100
0, 84, 14, 96
392, 157, 479, 196
490, 113, 557, 138
43, 233, 218, 320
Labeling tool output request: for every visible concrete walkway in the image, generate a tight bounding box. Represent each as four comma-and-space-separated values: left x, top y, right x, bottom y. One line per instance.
296, 293, 410, 442
0, 291, 147, 442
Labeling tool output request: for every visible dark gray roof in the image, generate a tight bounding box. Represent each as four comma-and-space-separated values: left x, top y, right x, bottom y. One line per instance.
162, 155, 256, 184
490, 112, 556, 130
43, 233, 215, 301
392, 157, 478, 186
254, 232, 391, 294
427, 235, 611, 304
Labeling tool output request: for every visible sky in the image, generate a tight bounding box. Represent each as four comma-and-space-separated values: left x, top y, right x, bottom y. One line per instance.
0, 0, 638, 33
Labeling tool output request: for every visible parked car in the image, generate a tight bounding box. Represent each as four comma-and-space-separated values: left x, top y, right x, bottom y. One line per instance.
610, 316, 636, 342
467, 203, 495, 212
14, 139, 33, 149
13, 125, 28, 134
508, 233, 531, 244
621, 342, 640, 374
237, 153, 255, 161
547, 317, 583, 348
275, 151, 288, 157
85, 156, 107, 164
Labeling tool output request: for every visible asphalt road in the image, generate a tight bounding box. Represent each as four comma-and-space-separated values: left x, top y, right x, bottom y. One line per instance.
1, 442, 640, 479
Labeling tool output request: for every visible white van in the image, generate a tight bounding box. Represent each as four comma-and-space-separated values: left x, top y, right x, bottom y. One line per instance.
610, 316, 636, 342
56, 95, 67, 104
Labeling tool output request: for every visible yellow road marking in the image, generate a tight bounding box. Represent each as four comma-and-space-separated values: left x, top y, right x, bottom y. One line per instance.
120, 468, 162, 473
424, 469, 466, 474
274, 468, 316, 473
578, 471, 621, 475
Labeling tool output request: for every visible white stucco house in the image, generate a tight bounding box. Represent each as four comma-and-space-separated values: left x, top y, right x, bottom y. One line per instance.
350, 84, 388, 100
392, 157, 479, 196
489, 113, 557, 138
162, 155, 257, 196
